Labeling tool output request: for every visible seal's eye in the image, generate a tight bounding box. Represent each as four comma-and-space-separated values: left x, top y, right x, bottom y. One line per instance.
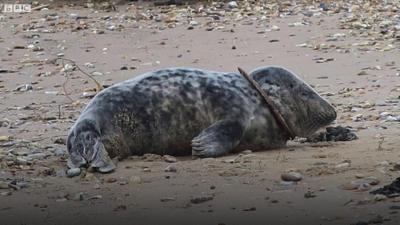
289, 84, 294, 89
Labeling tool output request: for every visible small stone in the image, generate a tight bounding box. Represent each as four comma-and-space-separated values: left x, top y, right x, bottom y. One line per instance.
357, 71, 368, 76
241, 150, 252, 154
54, 148, 66, 157
281, 171, 303, 182
189, 21, 198, 26
118, 180, 128, 185
9, 180, 29, 190
163, 155, 177, 163
304, 191, 316, 198
357, 183, 371, 191
160, 197, 176, 202
363, 177, 380, 185
271, 25, 280, 31
28, 153, 46, 160
56, 198, 68, 202
0, 181, 9, 189
130, 176, 142, 184
54, 138, 66, 145
113, 205, 127, 211
190, 195, 214, 204
0, 136, 11, 142
0, 191, 12, 196
227, 1, 238, 8
355, 174, 365, 179
15, 84, 33, 92
106, 177, 117, 183
280, 181, 297, 187
164, 165, 177, 173
66, 168, 81, 178
242, 207, 256, 211
92, 72, 103, 76
378, 161, 390, 167
374, 194, 387, 201
88, 195, 102, 200
84, 62, 95, 68
73, 192, 85, 201
342, 177, 378, 191
335, 162, 351, 169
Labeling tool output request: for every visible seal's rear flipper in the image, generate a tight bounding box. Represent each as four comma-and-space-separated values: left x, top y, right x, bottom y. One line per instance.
90, 140, 116, 173
191, 120, 245, 157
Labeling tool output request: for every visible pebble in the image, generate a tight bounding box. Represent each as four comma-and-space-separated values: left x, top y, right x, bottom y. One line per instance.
88, 195, 102, 200
342, 177, 380, 191
130, 176, 142, 184
84, 62, 95, 68
190, 195, 214, 204
164, 165, 177, 172
241, 150, 253, 154
227, 1, 238, 9
304, 191, 317, 198
281, 171, 303, 182
53, 148, 66, 157
189, 21, 199, 26
106, 177, 117, 183
27, 153, 46, 160
73, 192, 85, 201
91, 71, 103, 76
118, 180, 129, 185
374, 194, 387, 201
163, 155, 177, 163
335, 162, 351, 169
66, 168, 81, 178
0, 181, 9, 189
242, 207, 256, 211
160, 197, 176, 202
15, 84, 33, 92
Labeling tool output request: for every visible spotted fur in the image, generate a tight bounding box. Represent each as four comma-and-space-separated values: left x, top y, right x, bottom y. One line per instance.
67, 67, 336, 172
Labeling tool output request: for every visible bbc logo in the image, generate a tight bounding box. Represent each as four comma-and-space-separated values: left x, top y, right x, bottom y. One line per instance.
1, 4, 32, 13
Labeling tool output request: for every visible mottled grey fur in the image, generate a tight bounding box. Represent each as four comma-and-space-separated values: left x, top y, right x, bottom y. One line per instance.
67, 67, 336, 172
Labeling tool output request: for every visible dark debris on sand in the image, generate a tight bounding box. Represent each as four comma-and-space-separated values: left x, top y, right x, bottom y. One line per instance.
371, 177, 400, 197
305, 126, 358, 143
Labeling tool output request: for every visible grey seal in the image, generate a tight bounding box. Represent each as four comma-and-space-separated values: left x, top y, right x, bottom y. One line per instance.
67, 66, 337, 172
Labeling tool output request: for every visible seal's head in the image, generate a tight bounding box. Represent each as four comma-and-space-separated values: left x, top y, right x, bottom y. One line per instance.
250, 66, 336, 138
67, 119, 115, 173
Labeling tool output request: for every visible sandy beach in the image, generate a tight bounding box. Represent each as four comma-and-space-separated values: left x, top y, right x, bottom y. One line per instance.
1, 1, 400, 224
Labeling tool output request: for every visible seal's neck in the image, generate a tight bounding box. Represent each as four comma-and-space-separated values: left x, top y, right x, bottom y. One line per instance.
238, 67, 296, 139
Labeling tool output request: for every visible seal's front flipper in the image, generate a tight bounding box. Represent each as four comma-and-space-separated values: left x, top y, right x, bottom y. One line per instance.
90, 140, 116, 173
192, 120, 245, 157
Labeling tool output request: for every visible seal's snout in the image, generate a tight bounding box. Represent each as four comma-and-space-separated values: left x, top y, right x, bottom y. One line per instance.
326, 105, 337, 124
67, 120, 116, 173
320, 101, 337, 126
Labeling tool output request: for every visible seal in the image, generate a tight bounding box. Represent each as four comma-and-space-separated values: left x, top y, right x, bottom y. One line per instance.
67, 66, 337, 172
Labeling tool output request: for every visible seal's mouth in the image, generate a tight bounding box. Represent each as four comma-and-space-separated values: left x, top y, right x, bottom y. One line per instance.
67, 151, 87, 169
67, 156, 116, 173
302, 107, 337, 138
67, 143, 116, 173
